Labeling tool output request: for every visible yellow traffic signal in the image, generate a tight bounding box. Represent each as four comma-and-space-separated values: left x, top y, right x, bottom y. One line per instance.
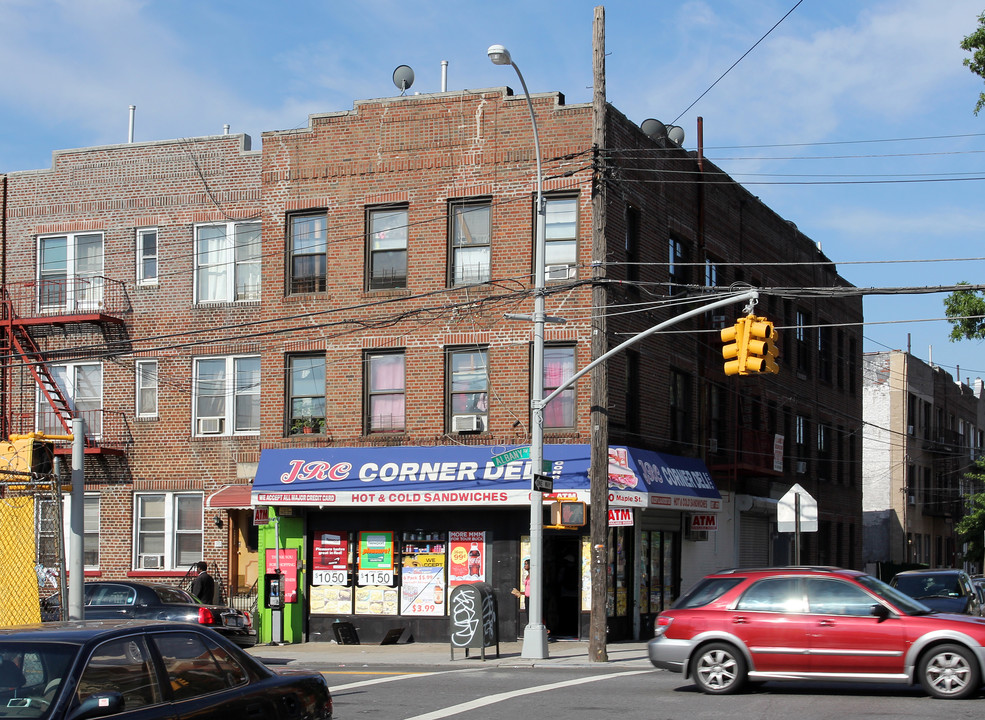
746, 316, 780, 374
721, 317, 749, 376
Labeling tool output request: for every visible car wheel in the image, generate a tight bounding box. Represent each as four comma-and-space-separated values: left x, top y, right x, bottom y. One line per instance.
691, 642, 747, 695
919, 643, 981, 699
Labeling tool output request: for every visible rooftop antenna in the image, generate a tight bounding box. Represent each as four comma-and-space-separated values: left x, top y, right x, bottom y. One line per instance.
392, 65, 415, 95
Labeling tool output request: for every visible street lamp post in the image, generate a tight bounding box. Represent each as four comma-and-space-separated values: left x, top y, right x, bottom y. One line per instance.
488, 43, 549, 659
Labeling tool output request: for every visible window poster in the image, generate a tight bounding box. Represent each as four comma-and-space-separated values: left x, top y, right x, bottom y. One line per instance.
354, 585, 398, 615
312, 531, 349, 585
355, 531, 397, 615
449, 531, 486, 585
310, 531, 351, 615
400, 566, 444, 616
264, 548, 298, 603
400, 532, 446, 616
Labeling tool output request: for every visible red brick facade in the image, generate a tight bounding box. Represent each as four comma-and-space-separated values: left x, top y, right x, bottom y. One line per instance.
1, 88, 863, 606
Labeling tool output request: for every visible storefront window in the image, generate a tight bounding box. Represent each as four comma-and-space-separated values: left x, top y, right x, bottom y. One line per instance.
355, 531, 398, 614
640, 531, 650, 615
400, 532, 446, 616
309, 531, 353, 615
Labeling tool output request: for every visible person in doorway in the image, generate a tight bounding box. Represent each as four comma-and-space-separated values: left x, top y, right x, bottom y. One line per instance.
190, 561, 216, 604
511, 558, 530, 606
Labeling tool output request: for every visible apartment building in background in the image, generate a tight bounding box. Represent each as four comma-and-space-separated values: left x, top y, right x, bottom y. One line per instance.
862, 350, 985, 574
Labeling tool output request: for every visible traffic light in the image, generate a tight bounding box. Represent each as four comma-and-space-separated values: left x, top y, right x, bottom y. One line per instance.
721, 317, 749, 376
0, 436, 53, 482
746, 317, 780, 374
551, 501, 586, 527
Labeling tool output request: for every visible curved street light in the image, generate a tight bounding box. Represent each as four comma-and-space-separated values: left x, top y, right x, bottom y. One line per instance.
488, 43, 549, 660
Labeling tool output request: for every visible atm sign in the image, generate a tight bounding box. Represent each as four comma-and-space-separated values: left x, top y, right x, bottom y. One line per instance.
691, 514, 718, 532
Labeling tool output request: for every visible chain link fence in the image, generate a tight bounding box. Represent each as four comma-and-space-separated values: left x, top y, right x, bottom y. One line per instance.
0, 441, 65, 627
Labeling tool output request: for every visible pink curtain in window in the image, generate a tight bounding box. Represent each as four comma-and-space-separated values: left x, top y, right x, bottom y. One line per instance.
543, 350, 574, 428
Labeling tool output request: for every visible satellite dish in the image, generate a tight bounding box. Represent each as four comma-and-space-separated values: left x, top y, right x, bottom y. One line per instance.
667, 125, 685, 146
640, 118, 667, 140
392, 65, 415, 94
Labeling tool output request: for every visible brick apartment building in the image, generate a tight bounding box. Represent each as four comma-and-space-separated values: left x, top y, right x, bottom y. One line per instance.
863, 351, 985, 574
0, 84, 862, 643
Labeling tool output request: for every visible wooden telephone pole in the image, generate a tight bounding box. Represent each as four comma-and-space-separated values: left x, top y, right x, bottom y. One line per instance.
588, 4, 609, 663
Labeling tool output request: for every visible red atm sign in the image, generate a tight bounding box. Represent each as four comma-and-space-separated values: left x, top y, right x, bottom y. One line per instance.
608, 508, 633, 526
691, 514, 718, 532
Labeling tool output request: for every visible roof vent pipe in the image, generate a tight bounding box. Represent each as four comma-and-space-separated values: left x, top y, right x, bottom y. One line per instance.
223, 124, 230, 135
128, 105, 135, 143
441, 60, 448, 92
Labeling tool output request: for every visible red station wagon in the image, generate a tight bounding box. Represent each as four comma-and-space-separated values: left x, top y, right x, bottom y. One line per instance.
648, 566, 985, 699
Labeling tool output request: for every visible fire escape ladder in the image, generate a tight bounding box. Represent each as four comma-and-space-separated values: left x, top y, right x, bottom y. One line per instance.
6, 320, 75, 437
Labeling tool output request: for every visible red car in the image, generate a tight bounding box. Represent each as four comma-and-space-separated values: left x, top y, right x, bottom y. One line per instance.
648, 566, 985, 699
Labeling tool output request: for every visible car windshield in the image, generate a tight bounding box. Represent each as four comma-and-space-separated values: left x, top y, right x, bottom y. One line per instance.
0, 641, 77, 719
673, 577, 744, 609
855, 574, 935, 614
893, 574, 961, 599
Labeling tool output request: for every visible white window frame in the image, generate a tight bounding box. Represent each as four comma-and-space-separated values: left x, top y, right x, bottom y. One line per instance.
449, 200, 491, 285
64, 493, 101, 571
192, 355, 260, 437
133, 492, 203, 571
193, 221, 261, 304
37, 361, 103, 438
37, 231, 104, 312
136, 227, 158, 286
544, 196, 578, 279
135, 359, 159, 418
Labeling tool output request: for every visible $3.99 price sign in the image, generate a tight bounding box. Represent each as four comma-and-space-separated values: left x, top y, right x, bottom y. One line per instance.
358, 569, 394, 586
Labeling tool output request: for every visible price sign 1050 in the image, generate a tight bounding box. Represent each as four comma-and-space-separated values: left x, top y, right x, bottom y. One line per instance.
312, 570, 348, 586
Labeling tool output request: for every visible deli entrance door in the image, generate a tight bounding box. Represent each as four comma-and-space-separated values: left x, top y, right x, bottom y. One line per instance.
544, 535, 582, 639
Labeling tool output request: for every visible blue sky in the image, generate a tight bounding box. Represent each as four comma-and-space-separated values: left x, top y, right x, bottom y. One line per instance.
1, 0, 984, 381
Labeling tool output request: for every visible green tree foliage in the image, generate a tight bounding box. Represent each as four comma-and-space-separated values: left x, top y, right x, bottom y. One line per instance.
956, 458, 985, 566
944, 282, 985, 341
962, 12, 985, 115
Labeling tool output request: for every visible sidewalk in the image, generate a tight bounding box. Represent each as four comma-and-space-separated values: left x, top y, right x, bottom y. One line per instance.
246, 638, 654, 670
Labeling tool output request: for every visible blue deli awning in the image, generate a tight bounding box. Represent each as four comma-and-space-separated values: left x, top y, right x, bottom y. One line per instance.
252, 444, 721, 511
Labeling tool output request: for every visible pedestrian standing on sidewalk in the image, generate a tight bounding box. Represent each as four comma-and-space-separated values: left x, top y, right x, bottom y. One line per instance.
190, 561, 216, 604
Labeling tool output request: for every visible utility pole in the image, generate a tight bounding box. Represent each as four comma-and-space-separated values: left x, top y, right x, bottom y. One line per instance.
589, 4, 609, 663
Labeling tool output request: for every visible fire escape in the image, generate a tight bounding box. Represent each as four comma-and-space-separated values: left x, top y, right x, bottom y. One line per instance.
1, 276, 132, 455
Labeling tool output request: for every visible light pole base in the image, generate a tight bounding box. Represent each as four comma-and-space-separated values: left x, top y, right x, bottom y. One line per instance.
521, 623, 549, 659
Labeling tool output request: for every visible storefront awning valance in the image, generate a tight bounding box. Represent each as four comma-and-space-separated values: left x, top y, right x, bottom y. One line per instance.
252, 445, 721, 511
205, 484, 253, 509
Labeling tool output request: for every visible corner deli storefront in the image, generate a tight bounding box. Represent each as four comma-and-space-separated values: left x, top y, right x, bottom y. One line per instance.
251, 444, 722, 643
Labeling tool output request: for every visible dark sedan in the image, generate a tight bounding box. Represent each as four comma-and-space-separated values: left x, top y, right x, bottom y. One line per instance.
890, 569, 982, 616
0, 620, 331, 719
40, 581, 256, 648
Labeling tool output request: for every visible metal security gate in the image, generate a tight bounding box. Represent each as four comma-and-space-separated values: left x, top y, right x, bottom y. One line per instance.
738, 513, 771, 567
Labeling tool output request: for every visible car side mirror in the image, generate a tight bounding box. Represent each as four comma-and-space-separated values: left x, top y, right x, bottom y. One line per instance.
67, 692, 124, 720
871, 604, 891, 621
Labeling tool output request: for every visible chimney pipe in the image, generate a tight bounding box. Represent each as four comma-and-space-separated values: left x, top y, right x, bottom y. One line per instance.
128, 105, 136, 143
441, 60, 448, 92
223, 124, 230, 135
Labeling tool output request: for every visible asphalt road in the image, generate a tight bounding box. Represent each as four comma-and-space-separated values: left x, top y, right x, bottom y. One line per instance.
323, 664, 985, 720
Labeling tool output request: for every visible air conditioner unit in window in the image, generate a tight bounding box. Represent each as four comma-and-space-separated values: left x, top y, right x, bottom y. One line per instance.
452, 414, 482, 433
139, 554, 164, 569
546, 264, 574, 281
795, 461, 807, 474
197, 417, 224, 435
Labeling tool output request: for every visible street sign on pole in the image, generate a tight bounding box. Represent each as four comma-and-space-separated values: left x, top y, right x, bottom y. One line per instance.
777, 483, 818, 532
532, 474, 554, 493
491, 447, 530, 467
